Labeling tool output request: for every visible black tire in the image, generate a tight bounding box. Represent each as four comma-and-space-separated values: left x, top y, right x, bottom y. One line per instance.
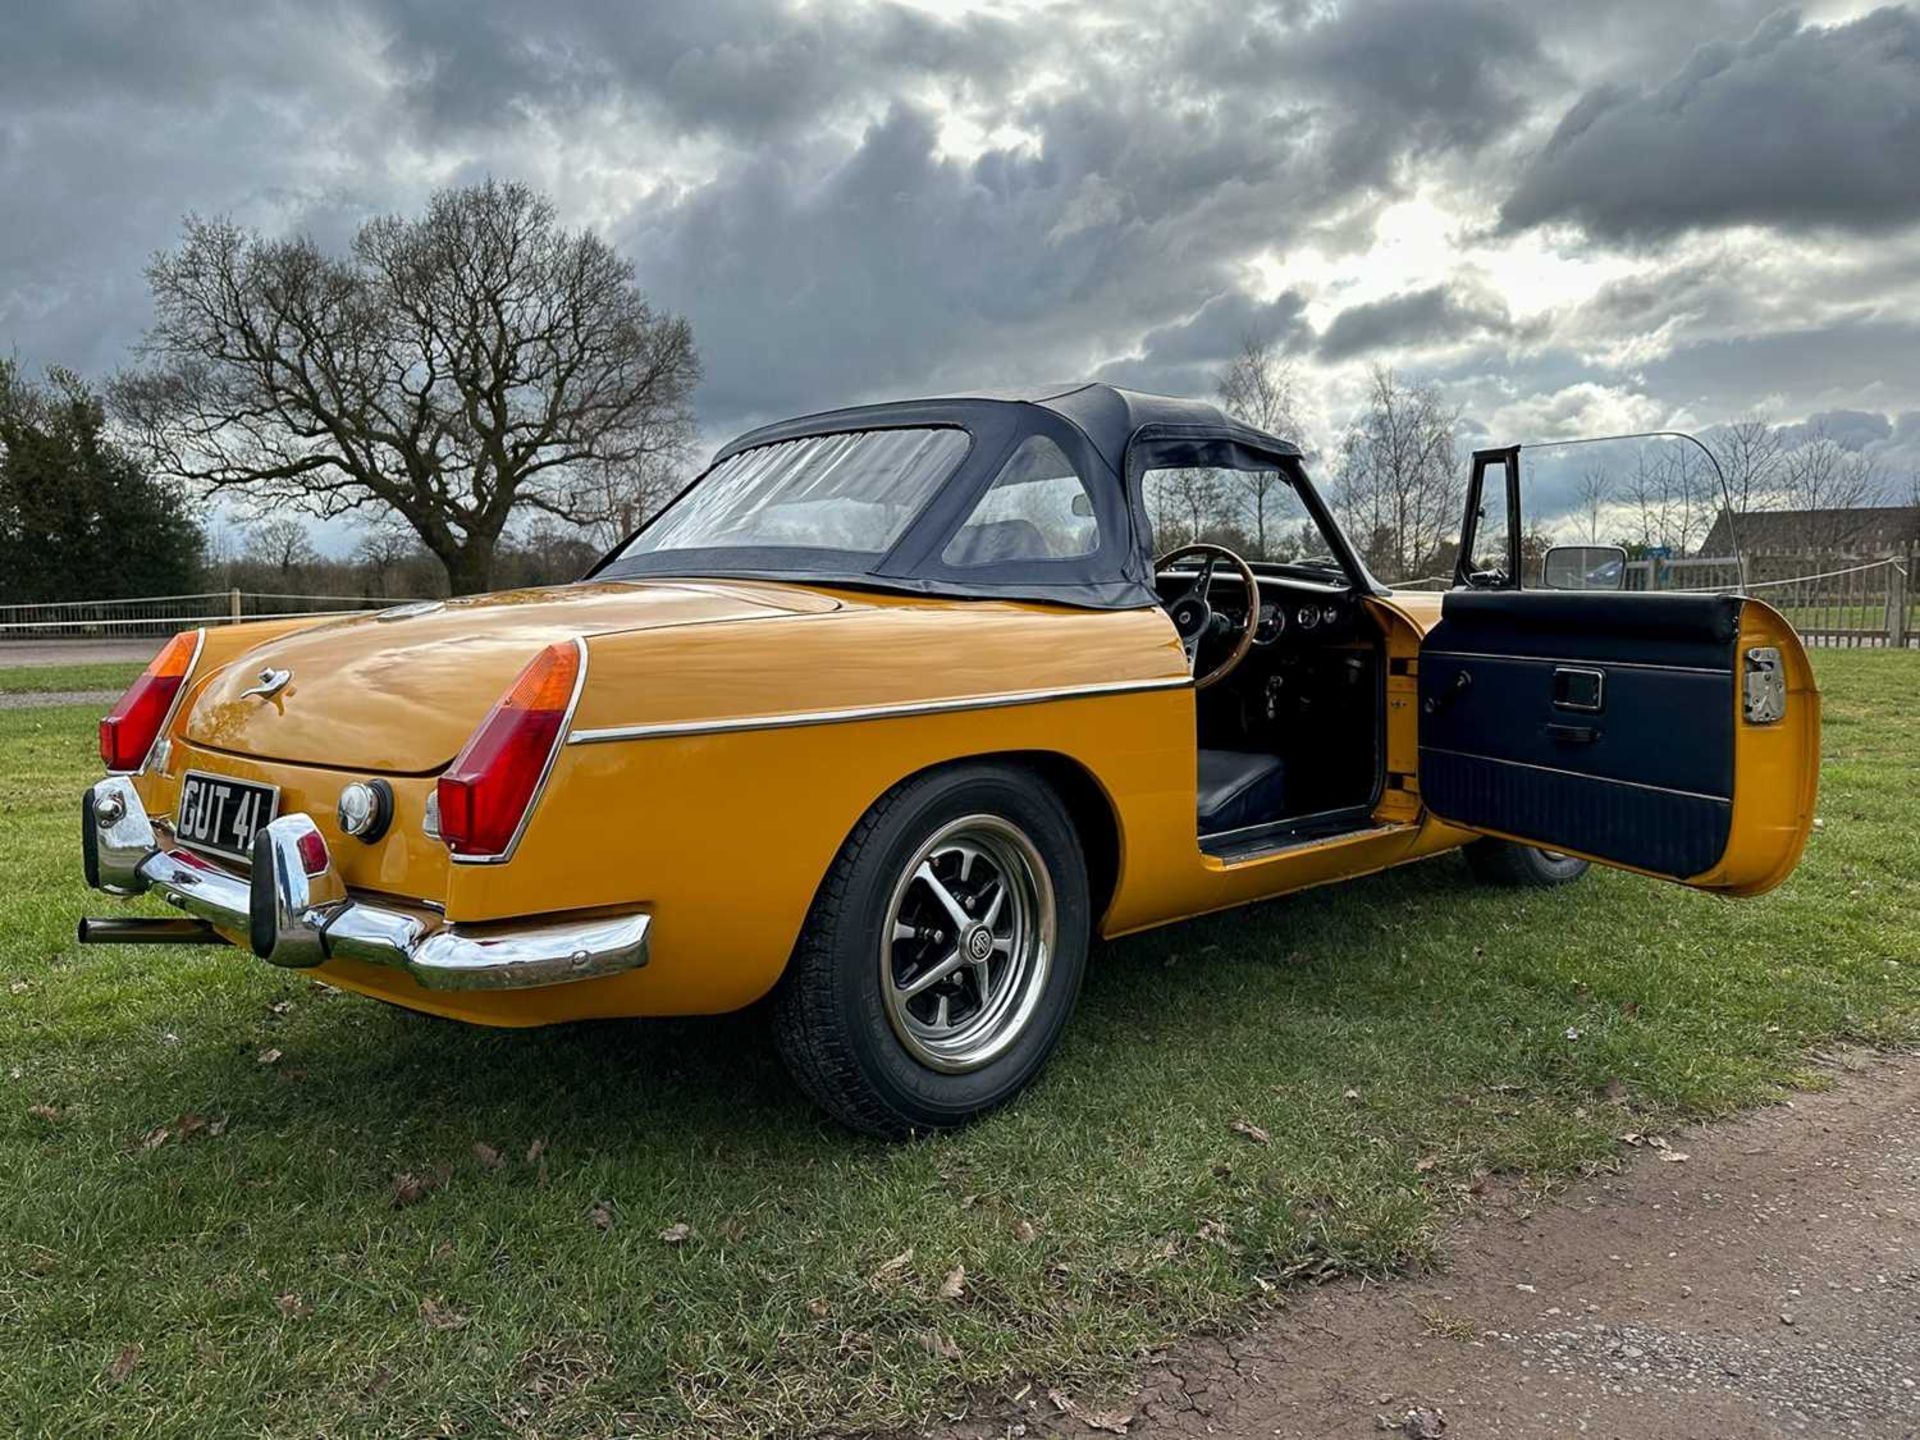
1464, 838, 1591, 888
772, 762, 1091, 1137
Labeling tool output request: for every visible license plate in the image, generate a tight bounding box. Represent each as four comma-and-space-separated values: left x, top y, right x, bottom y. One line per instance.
175, 770, 280, 863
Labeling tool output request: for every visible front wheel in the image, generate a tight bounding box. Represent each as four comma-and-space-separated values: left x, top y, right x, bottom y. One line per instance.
1464, 838, 1591, 888
772, 763, 1090, 1137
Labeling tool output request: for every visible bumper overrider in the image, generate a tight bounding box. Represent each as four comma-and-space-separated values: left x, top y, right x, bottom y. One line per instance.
78, 776, 650, 992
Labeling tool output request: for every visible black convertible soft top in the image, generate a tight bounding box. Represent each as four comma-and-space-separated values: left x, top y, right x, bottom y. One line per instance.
593, 383, 1324, 609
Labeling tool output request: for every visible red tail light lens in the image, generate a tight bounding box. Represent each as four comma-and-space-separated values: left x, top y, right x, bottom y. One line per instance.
436, 641, 582, 859
99, 631, 201, 772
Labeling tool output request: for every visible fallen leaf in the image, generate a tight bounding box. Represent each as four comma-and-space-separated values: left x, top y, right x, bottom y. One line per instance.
1011, 1219, 1038, 1244
274, 1293, 310, 1318
939, 1265, 966, 1300
139, 1126, 170, 1151
268, 999, 294, 1015
1601, 1078, 1629, 1103
586, 1202, 614, 1232
870, 1246, 914, 1284
525, 1138, 547, 1165
1196, 1217, 1231, 1246
419, 1296, 469, 1330
105, 1343, 143, 1386
1618, 1131, 1646, 1147
391, 1167, 449, 1208
9, 980, 31, 995
472, 1142, 504, 1170
27, 1104, 60, 1122
206, 1118, 228, 1137
1230, 1118, 1271, 1146
1049, 1388, 1135, 1433
1343, 1087, 1362, 1102
806, 1297, 831, 1318
256, 1048, 282, 1066
1414, 1154, 1439, 1173
1657, 1150, 1690, 1164
918, 1331, 962, 1361
657, 1220, 692, 1244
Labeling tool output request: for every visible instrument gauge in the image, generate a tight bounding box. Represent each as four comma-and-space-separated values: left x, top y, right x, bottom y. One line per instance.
1296, 605, 1318, 630
1254, 602, 1286, 645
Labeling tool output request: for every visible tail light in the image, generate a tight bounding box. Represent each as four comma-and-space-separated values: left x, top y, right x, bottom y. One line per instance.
99, 630, 203, 772
436, 640, 584, 860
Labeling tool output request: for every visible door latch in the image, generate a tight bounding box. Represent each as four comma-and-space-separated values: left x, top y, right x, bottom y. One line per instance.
1743, 647, 1786, 724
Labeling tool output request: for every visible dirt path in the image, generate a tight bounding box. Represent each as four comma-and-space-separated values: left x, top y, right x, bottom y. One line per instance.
0, 689, 118, 710
927, 1053, 1920, 1440
0, 639, 160, 666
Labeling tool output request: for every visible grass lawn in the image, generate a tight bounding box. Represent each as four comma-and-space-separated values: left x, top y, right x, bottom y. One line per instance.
2, 650, 1916, 1438
0, 660, 145, 695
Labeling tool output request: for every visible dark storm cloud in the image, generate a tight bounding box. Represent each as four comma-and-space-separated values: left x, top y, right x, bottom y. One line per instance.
373, 0, 1024, 141
1318, 284, 1515, 361
4, 0, 1920, 490
1502, 7, 1920, 239
1092, 290, 1313, 397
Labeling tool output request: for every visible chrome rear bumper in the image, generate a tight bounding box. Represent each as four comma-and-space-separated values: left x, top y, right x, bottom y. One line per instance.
79, 776, 650, 992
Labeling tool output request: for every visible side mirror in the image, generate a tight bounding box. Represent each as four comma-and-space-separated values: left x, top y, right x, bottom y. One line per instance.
1542, 544, 1626, 591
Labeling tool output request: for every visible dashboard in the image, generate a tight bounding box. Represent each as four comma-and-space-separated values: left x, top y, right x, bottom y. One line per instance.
1154, 564, 1362, 648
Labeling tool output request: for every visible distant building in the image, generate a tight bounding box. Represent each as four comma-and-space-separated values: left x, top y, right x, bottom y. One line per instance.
1701, 506, 1920, 556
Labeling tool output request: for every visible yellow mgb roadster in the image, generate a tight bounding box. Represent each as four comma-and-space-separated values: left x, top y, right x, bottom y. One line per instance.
80, 385, 1819, 1135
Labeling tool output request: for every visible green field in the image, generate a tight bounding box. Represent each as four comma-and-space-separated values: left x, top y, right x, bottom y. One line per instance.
2, 652, 1916, 1438
0, 660, 145, 694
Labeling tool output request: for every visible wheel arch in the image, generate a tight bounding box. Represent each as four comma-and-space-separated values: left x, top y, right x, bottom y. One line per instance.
823, 748, 1125, 941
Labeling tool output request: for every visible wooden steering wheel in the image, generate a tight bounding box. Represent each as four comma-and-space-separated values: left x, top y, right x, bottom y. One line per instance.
1155, 543, 1261, 691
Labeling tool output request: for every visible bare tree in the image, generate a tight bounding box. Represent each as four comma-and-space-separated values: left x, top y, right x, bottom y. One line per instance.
1780, 422, 1888, 548
1213, 333, 1302, 558
112, 180, 700, 594
1573, 467, 1612, 544
1331, 365, 1462, 582
248, 517, 317, 580
1709, 414, 1783, 516
1145, 467, 1228, 551
354, 524, 420, 596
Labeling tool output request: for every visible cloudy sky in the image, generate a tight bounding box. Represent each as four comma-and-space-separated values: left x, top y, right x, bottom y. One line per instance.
4, 0, 1919, 548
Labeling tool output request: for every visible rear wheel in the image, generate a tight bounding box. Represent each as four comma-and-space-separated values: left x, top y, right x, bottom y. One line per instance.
1464, 838, 1591, 888
772, 763, 1090, 1137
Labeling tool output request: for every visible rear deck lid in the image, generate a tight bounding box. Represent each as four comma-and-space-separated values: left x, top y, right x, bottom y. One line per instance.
184, 580, 840, 773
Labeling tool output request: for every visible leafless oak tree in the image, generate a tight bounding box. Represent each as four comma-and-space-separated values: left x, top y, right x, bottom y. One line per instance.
112, 180, 700, 594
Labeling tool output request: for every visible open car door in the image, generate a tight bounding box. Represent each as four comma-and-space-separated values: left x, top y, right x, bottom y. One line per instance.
1416, 445, 1820, 897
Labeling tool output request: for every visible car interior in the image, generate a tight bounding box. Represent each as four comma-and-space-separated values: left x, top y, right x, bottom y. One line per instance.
1156, 562, 1385, 858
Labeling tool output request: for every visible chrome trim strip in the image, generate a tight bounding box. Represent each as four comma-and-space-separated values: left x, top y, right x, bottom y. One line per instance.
80, 778, 650, 991
1418, 745, 1733, 804
1420, 648, 1731, 677
566, 674, 1193, 745
449, 635, 591, 867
